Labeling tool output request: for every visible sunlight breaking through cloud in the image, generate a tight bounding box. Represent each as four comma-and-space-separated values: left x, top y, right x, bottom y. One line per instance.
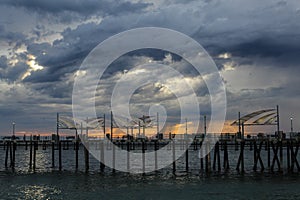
21, 54, 44, 80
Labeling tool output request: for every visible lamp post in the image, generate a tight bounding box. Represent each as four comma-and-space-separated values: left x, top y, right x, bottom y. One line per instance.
290, 117, 294, 133
12, 122, 15, 136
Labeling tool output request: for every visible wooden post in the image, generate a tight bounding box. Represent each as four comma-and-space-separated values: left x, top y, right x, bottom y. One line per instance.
29, 140, 33, 169
271, 141, 281, 171
59, 141, 62, 171
213, 142, 221, 171
213, 142, 217, 170
238, 112, 241, 138
12, 140, 16, 169
154, 140, 158, 171
157, 112, 159, 140
241, 141, 244, 172
254, 140, 257, 168
267, 140, 270, 169
112, 142, 115, 173
279, 140, 283, 172
204, 115, 211, 173
205, 144, 211, 173
242, 122, 245, 141
223, 141, 229, 170
9, 141, 13, 168
103, 113, 106, 139
33, 141, 36, 170
199, 141, 203, 171
276, 105, 280, 139
5, 141, 9, 168
185, 140, 189, 172
51, 141, 55, 168
127, 141, 130, 172
84, 141, 89, 172
56, 113, 59, 140
111, 111, 113, 141
100, 141, 105, 172
287, 140, 290, 172
236, 140, 244, 173
253, 141, 264, 172
75, 137, 79, 170
142, 141, 145, 174
290, 141, 300, 172
172, 140, 176, 174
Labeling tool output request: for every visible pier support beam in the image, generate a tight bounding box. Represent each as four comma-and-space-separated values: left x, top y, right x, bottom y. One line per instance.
223, 141, 230, 170
253, 141, 264, 172
51, 141, 55, 168
213, 142, 221, 171
290, 141, 300, 172
236, 140, 245, 173
172, 140, 176, 174
59, 141, 62, 171
185, 140, 189, 172
100, 141, 105, 172
271, 141, 281, 171
84, 141, 89, 172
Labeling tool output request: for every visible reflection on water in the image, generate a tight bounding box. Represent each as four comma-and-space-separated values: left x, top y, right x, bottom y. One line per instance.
19, 185, 61, 200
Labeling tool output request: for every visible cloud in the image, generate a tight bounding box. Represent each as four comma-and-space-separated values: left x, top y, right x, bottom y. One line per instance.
1, 0, 151, 23
0, 25, 27, 48
1, 0, 300, 134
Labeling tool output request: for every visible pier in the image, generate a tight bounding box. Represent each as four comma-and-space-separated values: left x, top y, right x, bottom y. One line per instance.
1, 137, 299, 174
1, 106, 299, 174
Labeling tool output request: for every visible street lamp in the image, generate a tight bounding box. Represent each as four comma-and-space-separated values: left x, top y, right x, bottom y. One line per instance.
290, 117, 294, 133
12, 122, 16, 137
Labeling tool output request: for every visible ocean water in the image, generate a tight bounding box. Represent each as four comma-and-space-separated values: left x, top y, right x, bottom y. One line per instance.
1, 171, 300, 200
0, 144, 300, 199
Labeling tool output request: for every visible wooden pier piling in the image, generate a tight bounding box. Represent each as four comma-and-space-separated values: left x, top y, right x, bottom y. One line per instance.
172, 140, 176, 174
33, 141, 37, 170
100, 141, 105, 172
185, 140, 189, 172
213, 142, 221, 171
29, 140, 32, 169
1, 138, 300, 174
75, 139, 79, 170
51, 141, 55, 168
253, 141, 264, 172
84, 142, 89, 172
127, 141, 130, 172
5, 141, 9, 168
142, 141, 145, 174
223, 141, 230, 170
59, 141, 62, 171
236, 140, 245, 172
112, 142, 115, 173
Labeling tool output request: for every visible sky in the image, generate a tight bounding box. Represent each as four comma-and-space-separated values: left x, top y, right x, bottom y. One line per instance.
0, 0, 300, 136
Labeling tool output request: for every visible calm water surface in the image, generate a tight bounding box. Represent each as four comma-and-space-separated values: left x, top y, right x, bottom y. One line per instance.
0, 146, 299, 199
1, 172, 300, 200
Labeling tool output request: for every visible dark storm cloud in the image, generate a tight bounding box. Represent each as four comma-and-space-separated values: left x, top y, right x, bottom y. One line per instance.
0, 55, 27, 81
1, 0, 151, 23
227, 37, 300, 61
0, 56, 8, 69
1, 0, 300, 133
0, 25, 26, 46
